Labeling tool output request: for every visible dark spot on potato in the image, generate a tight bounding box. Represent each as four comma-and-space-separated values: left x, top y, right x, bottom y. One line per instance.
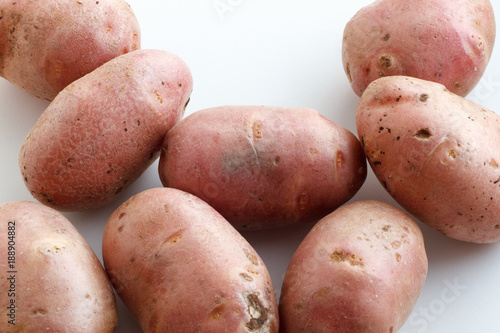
31, 309, 47, 316
382, 225, 391, 232
419, 94, 429, 102
209, 304, 225, 320
379, 55, 392, 68
395, 253, 402, 263
118, 212, 126, 219
184, 97, 191, 109
245, 294, 269, 331
130, 257, 135, 263
330, 249, 364, 267
396, 136, 401, 140
117, 225, 124, 232
495, 224, 499, 229
244, 249, 259, 266
414, 128, 432, 140
454, 82, 461, 89
346, 62, 352, 83
240, 273, 254, 281
382, 33, 391, 41
373, 161, 382, 166
178, 83, 182, 87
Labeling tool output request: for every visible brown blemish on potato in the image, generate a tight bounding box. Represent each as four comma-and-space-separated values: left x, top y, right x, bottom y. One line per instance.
330, 249, 364, 267
336, 151, 344, 167
379, 55, 392, 68
297, 192, 309, 211
164, 228, 185, 245
419, 94, 429, 102
448, 150, 457, 159
244, 249, 259, 266
252, 121, 263, 140
382, 225, 391, 232
396, 253, 402, 263
313, 287, 331, 299
414, 128, 432, 140
31, 309, 47, 316
382, 33, 391, 41
391, 241, 401, 249
346, 62, 352, 83
489, 159, 498, 169
240, 273, 254, 282
209, 304, 226, 320
245, 293, 269, 331
309, 148, 318, 155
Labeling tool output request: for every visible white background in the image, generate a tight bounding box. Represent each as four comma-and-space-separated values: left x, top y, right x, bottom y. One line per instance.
1, 1, 499, 332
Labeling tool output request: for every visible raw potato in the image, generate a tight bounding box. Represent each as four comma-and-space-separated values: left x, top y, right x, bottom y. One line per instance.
342, 0, 496, 97
0, 201, 117, 332
159, 105, 367, 230
279, 200, 428, 333
356, 76, 500, 243
19, 49, 193, 212
102, 187, 279, 332
0, 0, 141, 101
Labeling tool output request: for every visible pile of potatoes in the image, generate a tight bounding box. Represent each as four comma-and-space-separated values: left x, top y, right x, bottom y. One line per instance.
0, 0, 497, 332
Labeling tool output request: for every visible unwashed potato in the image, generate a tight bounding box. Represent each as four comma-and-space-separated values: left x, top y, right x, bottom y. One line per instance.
19, 49, 193, 212
0, 0, 141, 101
0, 201, 117, 332
342, 0, 496, 97
279, 200, 428, 333
102, 187, 279, 332
159, 105, 367, 230
356, 75, 500, 243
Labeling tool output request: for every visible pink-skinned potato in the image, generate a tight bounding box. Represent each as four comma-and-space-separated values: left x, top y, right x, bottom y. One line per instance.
102, 187, 279, 332
356, 75, 500, 243
279, 200, 428, 333
342, 0, 496, 97
159, 105, 367, 230
19, 49, 193, 211
0, 0, 141, 101
0, 201, 117, 332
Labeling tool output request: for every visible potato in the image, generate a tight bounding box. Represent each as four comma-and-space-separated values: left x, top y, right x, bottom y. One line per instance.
356, 75, 500, 243
0, 0, 141, 101
102, 187, 279, 332
0, 201, 117, 332
279, 200, 428, 333
158, 105, 367, 230
19, 49, 193, 212
342, 0, 496, 97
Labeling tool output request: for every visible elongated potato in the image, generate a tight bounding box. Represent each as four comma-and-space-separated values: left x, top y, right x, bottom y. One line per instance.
279, 200, 428, 333
342, 0, 496, 97
102, 187, 279, 332
0, 0, 141, 101
159, 105, 367, 230
19, 49, 193, 211
0, 201, 117, 332
356, 76, 500, 243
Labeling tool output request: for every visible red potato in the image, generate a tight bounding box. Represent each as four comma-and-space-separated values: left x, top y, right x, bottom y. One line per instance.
356, 75, 500, 243
159, 105, 367, 230
19, 49, 193, 211
0, 201, 117, 332
0, 0, 141, 101
342, 0, 496, 97
279, 200, 428, 333
102, 187, 279, 332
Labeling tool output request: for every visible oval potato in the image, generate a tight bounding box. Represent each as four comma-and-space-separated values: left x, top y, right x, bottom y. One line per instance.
0, 201, 117, 332
342, 0, 496, 97
102, 187, 279, 332
279, 200, 428, 333
356, 75, 500, 243
0, 0, 141, 101
159, 105, 367, 230
19, 49, 193, 211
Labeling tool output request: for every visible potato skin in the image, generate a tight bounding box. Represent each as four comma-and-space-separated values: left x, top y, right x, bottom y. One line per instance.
279, 200, 428, 333
0, 201, 117, 332
356, 76, 500, 243
0, 0, 140, 101
102, 187, 279, 332
19, 49, 193, 211
159, 105, 367, 230
342, 0, 496, 97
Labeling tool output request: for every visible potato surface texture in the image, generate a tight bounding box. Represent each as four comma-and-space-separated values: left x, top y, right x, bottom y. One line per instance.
19, 49, 192, 211
0, 201, 117, 332
102, 187, 279, 332
0, 0, 141, 101
159, 105, 367, 230
342, 0, 496, 97
279, 200, 428, 333
356, 76, 500, 243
